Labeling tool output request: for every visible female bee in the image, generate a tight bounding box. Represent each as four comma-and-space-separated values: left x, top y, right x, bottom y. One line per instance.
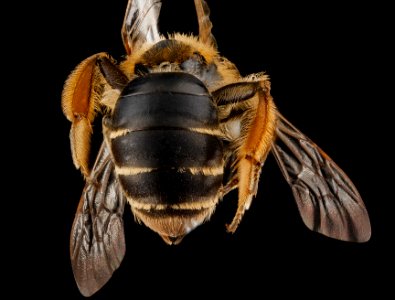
62, 0, 371, 296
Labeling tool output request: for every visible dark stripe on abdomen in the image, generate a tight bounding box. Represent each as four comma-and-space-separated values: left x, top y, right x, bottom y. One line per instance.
110, 72, 217, 131
111, 130, 222, 168
134, 208, 212, 218
111, 93, 218, 130
119, 170, 222, 204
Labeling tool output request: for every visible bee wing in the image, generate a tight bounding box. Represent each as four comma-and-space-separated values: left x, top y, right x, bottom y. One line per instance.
70, 143, 126, 297
121, 0, 162, 54
271, 113, 371, 242
194, 0, 217, 47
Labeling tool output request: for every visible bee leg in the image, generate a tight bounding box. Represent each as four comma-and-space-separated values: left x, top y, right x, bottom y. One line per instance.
62, 53, 128, 177
214, 80, 277, 233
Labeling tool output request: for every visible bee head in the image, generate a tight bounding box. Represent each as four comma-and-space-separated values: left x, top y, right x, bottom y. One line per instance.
120, 34, 240, 90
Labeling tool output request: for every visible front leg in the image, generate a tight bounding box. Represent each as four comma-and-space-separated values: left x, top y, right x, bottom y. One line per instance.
62, 53, 128, 177
213, 77, 277, 233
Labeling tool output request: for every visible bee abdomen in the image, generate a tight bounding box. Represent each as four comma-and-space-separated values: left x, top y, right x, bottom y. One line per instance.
106, 72, 224, 207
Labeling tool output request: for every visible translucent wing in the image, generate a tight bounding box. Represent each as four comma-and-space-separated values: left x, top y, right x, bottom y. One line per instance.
271, 113, 371, 242
121, 0, 162, 54
194, 0, 217, 47
70, 143, 127, 296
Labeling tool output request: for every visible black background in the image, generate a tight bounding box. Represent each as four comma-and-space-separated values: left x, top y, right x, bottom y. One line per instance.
12, 0, 392, 298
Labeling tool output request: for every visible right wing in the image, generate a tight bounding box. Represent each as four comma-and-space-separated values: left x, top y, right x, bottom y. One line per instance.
194, 0, 217, 47
70, 143, 127, 297
271, 113, 371, 242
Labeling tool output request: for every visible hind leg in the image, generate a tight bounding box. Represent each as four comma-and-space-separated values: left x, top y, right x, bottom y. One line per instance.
62, 53, 128, 176
213, 76, 277, 232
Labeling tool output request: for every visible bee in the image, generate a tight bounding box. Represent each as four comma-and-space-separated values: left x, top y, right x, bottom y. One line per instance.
62, 0, 371, 296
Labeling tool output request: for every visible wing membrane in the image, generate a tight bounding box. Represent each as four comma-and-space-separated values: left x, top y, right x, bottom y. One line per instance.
271, 113, 371, 242
194, 0, 217, 47
122, 0, 162, 54
70, 143, 126, 296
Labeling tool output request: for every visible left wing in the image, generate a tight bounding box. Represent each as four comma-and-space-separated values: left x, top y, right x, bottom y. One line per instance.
70, 143, 127, 296
271, 113, 371, 242
121, 0, 162, 54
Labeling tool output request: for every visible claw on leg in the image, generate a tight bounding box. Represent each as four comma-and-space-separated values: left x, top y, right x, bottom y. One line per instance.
226, 157, 256, 233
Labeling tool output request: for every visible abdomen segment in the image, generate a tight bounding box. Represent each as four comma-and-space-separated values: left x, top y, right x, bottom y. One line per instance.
105, 72, 224, 209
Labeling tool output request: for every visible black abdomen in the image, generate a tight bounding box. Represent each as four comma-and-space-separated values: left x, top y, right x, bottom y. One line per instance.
105, 72, 223, 207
